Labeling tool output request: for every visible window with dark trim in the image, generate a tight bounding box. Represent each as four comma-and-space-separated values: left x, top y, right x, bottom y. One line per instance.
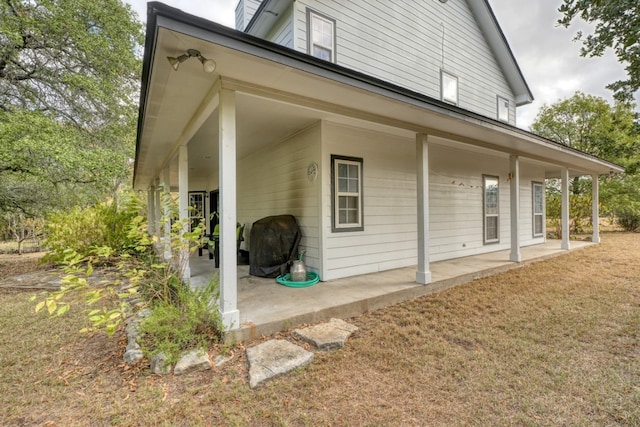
307, 9, 336, 62
331, 155, 363, 232
497, 96, 510, 122
532, 181, 544, 237
441, 70, 458, 105
483, 175, 499, 244
188, 191, 206, 232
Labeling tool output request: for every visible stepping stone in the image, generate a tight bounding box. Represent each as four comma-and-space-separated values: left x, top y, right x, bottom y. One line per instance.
293, 318, 358, 351
246, 339, 314, 388
174, 349, 211, 375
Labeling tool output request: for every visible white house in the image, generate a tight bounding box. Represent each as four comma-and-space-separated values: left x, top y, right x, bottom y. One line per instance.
133, 1, 623, 329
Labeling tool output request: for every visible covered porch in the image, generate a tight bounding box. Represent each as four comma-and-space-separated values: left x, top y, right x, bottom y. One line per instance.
189, 238, 594, 341
135, 4, 622, 333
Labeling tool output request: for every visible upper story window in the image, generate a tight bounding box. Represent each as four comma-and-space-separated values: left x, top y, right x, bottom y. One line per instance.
307, 9, 336, 62
441, 70, 458, 105
497, 96, 510, 122
331, 155, 364, 232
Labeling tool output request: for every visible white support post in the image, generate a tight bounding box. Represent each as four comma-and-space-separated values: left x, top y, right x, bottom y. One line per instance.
147, 186, 156, 236
161, 167, 172, 262
218, 88, 239, 329
178, 145, 190, 282
509, 155, 522, 262
154, 178, 162, 251
416, 133, 432, 284
561, 167, 571, 250
592, 174, 600, 243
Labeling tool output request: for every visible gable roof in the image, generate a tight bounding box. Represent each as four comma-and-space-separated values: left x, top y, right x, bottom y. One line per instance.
134, 2, 622, 190
245, 0, 534, 106
466, 0, 534, 106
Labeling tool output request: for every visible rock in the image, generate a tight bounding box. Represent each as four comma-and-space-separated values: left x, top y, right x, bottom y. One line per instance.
246, 339, 314, 388
150, 352, 172, 375
213, 354, 232, 369
126, 340, 140, 352
125, 320, 140, 342
293, 318, 358, 351
174, 349, 211, 375
123, 348, 144, 365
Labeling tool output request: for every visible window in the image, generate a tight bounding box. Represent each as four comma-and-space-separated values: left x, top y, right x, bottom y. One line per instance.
331, 155, 363, 232
483, 175, 499, 244
497, 96, 509, 122
308, 10, 336, 62
532, 182, 544, 237
188, 191, 205, 232
441, 70, 458, 105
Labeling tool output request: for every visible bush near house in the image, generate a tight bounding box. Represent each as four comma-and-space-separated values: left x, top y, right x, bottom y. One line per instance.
32, 192, 225, 362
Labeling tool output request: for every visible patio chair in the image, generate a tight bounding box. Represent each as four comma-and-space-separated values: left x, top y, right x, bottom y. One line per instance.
209, 223, 245, 268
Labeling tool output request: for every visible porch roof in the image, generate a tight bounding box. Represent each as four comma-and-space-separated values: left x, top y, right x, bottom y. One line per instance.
134, 2, 623, 191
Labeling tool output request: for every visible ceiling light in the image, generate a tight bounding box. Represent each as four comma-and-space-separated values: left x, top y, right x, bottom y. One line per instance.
167, 49, 216, 73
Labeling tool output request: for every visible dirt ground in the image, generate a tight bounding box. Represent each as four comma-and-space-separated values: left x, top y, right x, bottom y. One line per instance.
0, 251, 49, 278
1, 234, 639, 426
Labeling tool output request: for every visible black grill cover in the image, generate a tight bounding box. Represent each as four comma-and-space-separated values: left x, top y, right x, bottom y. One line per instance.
249, 215, 302, 278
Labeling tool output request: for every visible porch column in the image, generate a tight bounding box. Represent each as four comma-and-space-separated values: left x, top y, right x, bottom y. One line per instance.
147, 185, 156, 236
416, 133, 432, 284
561, 167, 571, 250
592, 174, 600, 243
154, 178, 162, 251
218, 88, 239, 329
178, 145, 190, 282
161, 166, 172, 261
509, 155, 521, 262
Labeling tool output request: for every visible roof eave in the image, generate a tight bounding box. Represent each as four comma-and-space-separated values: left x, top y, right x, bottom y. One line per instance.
134, 2, 623, 190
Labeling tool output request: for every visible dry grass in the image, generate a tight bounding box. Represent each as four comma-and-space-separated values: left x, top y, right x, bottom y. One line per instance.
1, 233, 639, 426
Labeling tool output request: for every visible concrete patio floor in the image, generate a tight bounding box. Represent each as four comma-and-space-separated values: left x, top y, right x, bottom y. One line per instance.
190, 240, 594, 342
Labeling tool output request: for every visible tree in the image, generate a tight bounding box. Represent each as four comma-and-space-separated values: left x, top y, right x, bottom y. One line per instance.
558, 0, 640, 103
0, 0, 143, 216
1, 0, 143, 126
531, 92, 640, 232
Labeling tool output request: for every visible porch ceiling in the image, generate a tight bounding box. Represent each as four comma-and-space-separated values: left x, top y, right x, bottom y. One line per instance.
134, 5, 623, 190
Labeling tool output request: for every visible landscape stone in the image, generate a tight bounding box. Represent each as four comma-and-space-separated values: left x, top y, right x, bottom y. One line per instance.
125, 319, 140, 342
150, 352, 172, 375
293, 318, 358, 351
126, 340, 140, 352
173, 349, 211, 375
123, 348, 144, 365
213, 354, 232, 369
246, 339, 314, 388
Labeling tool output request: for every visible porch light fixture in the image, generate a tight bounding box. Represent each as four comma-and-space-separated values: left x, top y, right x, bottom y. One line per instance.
167, 49, 216, 73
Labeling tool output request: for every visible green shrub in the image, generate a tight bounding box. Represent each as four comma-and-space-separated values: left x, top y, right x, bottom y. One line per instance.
139, 276, 225, 364
616, 208, 640, 232
44, 193, 146, 262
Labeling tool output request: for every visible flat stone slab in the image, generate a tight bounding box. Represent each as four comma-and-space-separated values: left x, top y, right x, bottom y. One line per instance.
293, 318, 358, 351
246, 339, 314, 388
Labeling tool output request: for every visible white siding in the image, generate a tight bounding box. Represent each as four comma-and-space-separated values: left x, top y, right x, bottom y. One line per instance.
291, 0, 516, 124
429, 145, 545, 261
265, 6, 294, 48
235, 0, 262, 31
237, 122, 322, 272
429, 144, 509, 261
321, 122, 417, 280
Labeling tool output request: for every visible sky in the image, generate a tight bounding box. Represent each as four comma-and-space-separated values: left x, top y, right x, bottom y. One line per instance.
125, 0, 635, 131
